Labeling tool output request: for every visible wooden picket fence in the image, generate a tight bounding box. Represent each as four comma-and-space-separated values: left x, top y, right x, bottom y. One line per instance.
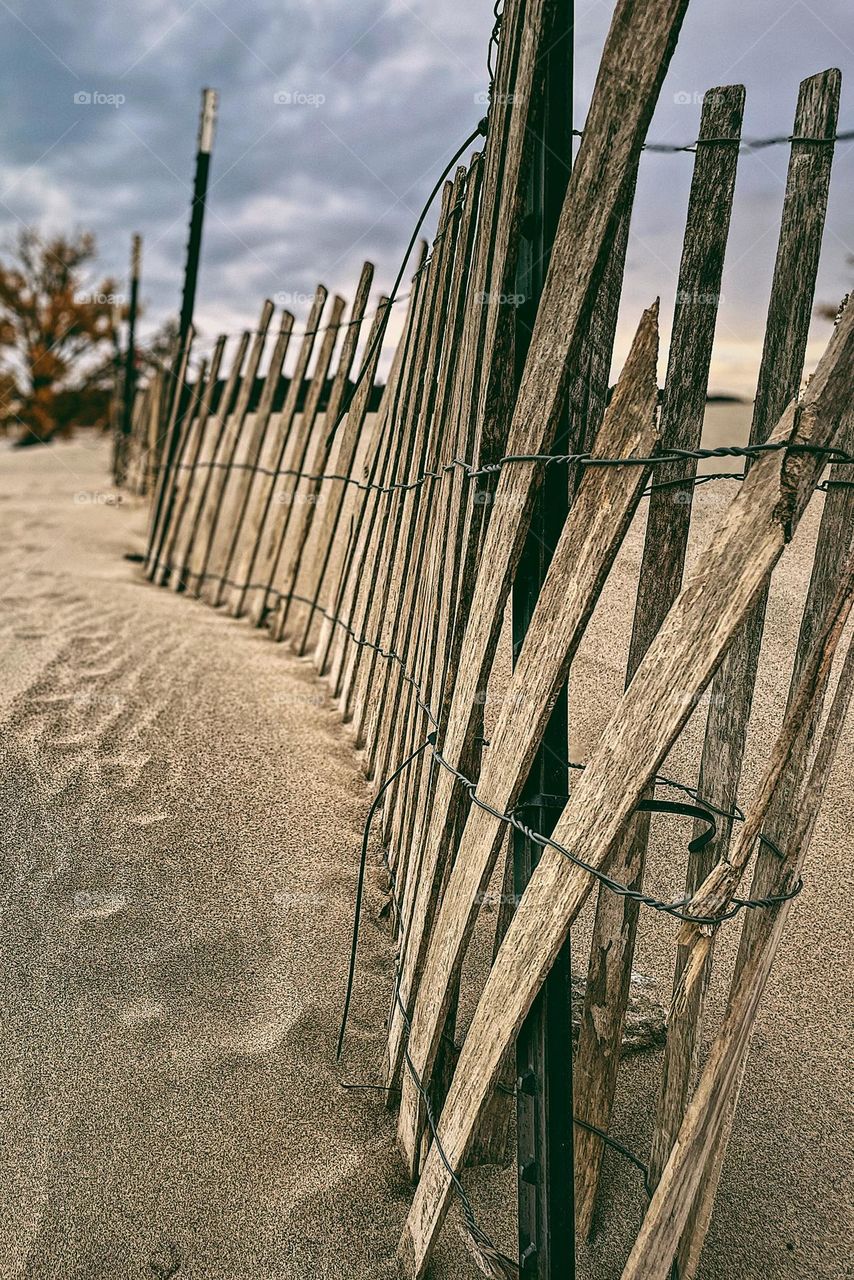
122, 0, 854, 1275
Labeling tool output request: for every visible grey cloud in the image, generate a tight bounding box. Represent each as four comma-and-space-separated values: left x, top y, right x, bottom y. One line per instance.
0, 0, 851, 392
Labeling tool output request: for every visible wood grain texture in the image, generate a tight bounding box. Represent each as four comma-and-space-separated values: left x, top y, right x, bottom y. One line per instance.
247, 293, 346, 622
648, 66, 841, 1208
673, 402, 854, 1278
167, 337, 229, 590
228, 287, 327, 621
315, 256, 426, 685
181, 331, 250, 596
573, 83, 745, 1235
620, 584, 854, 1280
395, 303, 661, 1176
397, 296, 854, 1279
144, 330, 194, 576
269, 261, 374, 639
165, 347, 225, 579
349, 182, 459, 740
385, 0, 691, 1097
287, 290, 388, 653
209, 309, 295, 609
197, 300, 275, 604
154, 353, 212, 585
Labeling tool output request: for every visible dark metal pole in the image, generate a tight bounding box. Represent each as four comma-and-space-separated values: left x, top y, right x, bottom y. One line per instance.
178, 87, 218, 342
122, 232, 141, 441
512, 6, 575, 1278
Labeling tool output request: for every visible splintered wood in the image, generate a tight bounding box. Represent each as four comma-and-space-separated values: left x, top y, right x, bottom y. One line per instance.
128, 0, 852, 1274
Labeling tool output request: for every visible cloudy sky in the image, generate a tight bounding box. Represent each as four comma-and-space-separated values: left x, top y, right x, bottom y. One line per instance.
1, 0, 851, 395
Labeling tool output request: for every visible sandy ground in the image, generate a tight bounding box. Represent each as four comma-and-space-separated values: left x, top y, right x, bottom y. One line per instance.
0, 433, 851, 1280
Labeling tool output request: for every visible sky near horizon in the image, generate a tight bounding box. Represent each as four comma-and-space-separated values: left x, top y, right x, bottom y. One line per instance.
0, 0, 851, 396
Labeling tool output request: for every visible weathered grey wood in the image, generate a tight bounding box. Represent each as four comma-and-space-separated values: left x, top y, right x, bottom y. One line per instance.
671, 400, 854, 1277
396, 304, 661, 1176
206, 309, 294, 607
342, 194, 455, 729
144, 330, 194, 577
139, 371, 165, 494
354, 178, 463, 751
646, 67, 841, 1201
390, 0, 558, 899
167, 338, 231, 590
621, 593, 854, 1280
198, 300, 276, 603
252, 293, 347, 625
384, 152, 491, 894
573, 83, 745, 1235
154, 354, 211, 585
269, 262, 374, 639
314, 269, 424, 686
182, 331, 251, 596
396, 298, 854, 1279
375, 155, 484, 835
385, 0, 691, 1094
143, 369, 165, 497
388, 0, 570, 906
288, 290, 388, 655
312, 267, 422, 677
330, 253, 433, 704
228, 287, 327, 620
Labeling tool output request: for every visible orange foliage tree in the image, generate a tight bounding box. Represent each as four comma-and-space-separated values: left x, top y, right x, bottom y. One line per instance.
0, 229, 119, 445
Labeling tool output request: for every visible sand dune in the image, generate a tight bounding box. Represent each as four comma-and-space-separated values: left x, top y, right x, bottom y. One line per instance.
0, 436, 850, 1279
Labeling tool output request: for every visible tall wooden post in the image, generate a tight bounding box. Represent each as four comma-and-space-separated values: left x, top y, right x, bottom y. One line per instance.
122, 232, 141, 442
179, 87, 218, 342
511, 6, 575, 1277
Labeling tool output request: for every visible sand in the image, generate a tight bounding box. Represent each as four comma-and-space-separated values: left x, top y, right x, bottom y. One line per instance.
0, 434, 850, 1280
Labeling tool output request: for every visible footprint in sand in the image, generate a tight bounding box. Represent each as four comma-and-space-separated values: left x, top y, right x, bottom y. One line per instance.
72, 890, 130, 920
119, 998, 169, 1026
126, 811, 171, 828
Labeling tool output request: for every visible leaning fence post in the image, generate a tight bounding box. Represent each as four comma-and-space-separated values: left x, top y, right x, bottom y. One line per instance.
573, 81, 745, 1237
647, 66, 841, 1231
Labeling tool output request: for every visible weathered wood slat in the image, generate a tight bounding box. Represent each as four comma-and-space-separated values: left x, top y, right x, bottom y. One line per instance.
387, 0, 561, 905
345, 188, 455, 736
181, 331, 251, 596
167, 337, 230, 590
573, 82, 745, 1235
390, 0, 555, 903
329, 254, 433, 705
144, 331, 194, 576
269, 262, 374, 639
374, 155, 484, 828
145, 369, 168, 497
396, 303, 661, 1176
355, 176, 464, 755
671, 400, 854, 1278
225, 288, 327, 620
287, 290, 388, 655
620, 585, 854, 1280
206, 309, 295, 607
198, 300, 275, 603
154, 354, 212, 585
647, 66, 841, 1202
253, 293, 347, 625
385, 0, 691, 1095
397, 297, 854, 1279
312, 255, 424, 676
312, 263, 422, 677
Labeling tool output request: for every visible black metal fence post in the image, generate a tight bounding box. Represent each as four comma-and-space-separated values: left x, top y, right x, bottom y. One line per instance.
511, 5, 575, 1277
122, 232, 141, 442
178, 87, 218, 342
